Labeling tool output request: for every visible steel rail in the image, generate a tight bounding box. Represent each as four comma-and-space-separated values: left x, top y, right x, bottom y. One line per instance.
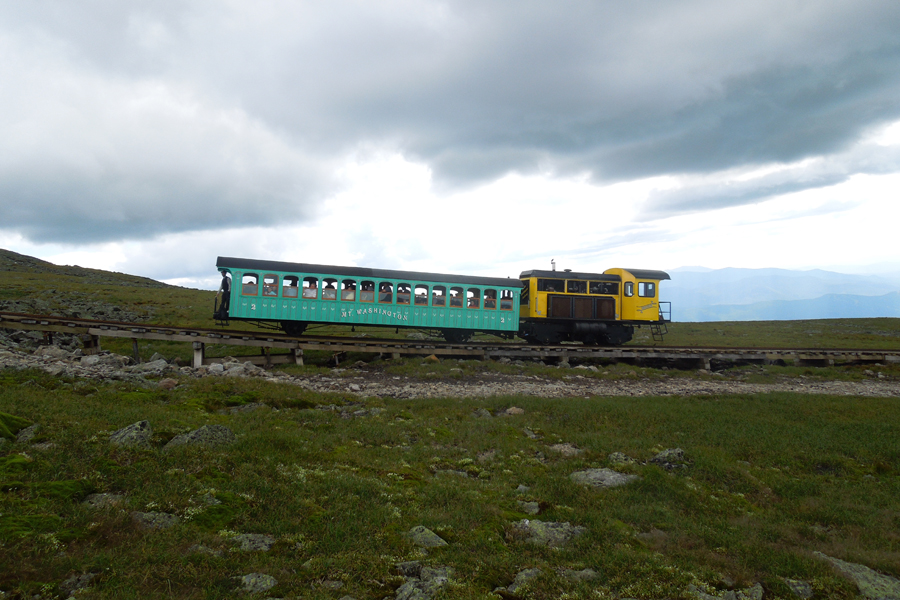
2, 311, 898, 369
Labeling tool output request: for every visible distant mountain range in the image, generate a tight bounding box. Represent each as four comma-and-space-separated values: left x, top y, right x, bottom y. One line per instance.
662, 267, 900, 321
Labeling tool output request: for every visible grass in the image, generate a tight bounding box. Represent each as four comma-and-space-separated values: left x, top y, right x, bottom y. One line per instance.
1, 368, 898, 598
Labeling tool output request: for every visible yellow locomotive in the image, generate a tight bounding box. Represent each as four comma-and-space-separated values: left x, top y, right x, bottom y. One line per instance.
517, 267, 671, 345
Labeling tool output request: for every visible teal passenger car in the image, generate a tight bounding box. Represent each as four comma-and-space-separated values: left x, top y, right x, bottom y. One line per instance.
215, 257, 521, 342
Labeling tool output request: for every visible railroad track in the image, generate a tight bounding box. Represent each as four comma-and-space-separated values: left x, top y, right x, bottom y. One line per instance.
2, 311, 898, 370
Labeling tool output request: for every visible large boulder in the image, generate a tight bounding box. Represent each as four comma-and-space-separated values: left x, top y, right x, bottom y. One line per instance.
109, 421, 153, 448
570, 468, 639, 489
163, 425, 236, 451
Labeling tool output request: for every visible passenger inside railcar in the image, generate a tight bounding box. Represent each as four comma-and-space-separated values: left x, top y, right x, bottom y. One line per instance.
360, 280, 375, 302
302, 277, 318, 299
323, 279, 338, 300
379, 282, 393, 303
341, 279, 357, 301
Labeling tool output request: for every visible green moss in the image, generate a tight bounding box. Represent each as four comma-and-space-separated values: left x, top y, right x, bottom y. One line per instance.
0, 412, 31, 440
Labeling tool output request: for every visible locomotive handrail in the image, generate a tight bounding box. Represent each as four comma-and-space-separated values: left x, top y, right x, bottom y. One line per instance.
658, 301, 672, 322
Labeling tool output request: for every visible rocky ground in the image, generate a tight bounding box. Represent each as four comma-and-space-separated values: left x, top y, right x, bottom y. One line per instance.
2, 330, 900, 400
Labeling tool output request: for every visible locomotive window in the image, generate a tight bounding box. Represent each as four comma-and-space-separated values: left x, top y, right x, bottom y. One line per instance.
414, 284, 429, 305
432, 285, 446, 307
397, 283, 411, 305
638, 282, 656, 297
449, 287, 464, 307
500, 289, 514, 310
566, 280, 587, 294
360, 280, 375, 302
302, 277, 318, 299
624, 282, 634, 297
322, 278, 338, 300
467, 288, 481, 309
341, 279, 357, 301
242, 273, 259, 296
484, 289, 497, 309
262, 274, 278, 296
282, 275, 299, 298
379, 282, 394, 303
537, 278, 565, 292
590, 281, 618, 295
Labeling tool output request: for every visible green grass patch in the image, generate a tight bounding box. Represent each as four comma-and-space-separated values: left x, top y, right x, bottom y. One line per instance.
1, 367, 898, 598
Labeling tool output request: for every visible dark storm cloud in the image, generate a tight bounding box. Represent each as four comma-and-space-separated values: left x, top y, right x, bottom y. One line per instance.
2, 0, 900, 243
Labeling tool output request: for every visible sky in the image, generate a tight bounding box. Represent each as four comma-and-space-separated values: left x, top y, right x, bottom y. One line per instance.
2, 1, 900, 290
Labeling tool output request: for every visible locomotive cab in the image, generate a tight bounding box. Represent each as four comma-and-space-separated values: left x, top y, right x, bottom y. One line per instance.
517, 267, 670, 345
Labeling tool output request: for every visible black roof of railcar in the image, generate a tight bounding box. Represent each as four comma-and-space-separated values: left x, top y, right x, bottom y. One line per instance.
519, 269, 670, 281
217, 257, 521, 288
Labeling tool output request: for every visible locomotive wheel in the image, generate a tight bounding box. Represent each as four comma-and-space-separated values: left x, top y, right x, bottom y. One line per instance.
442, 329, 473, 343
281, 321, 307, 337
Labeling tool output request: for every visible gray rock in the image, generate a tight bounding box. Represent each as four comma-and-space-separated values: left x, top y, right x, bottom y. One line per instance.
608, 451, 636, 466
472, 408, 492, 418
16, 423, 41, 444
549, 442, 583, 456
232, 533, 276, 552
518, 501, 540, 515
814, 551, 900, 599
131, 358, 168, 373
405, 526, 448, 548
515, 484, 531, 494
238, 573, 277, 594
512, 519, 586, 547
83, 493, 124, 508
570, 468, 639, 489
131, 511, 179, 529
395, 566, 452, 600
687, 583, 763, 600
560, 568, 600, 582
396, 561, 422, 578
783, 578, 813, 599
163, 425, 236, 451
651, 447, 687, 470
149, 352, 167, 363
208, 363, 225, 374
60, 572, 98, 597
508, 568, 541, 593
186, 544, 223, 557
109, 421, 153, 448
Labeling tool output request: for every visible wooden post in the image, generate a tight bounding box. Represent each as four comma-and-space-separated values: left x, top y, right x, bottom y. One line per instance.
192, 342, 205, 368
132, 338, 140, 364
293, 348, 304, 366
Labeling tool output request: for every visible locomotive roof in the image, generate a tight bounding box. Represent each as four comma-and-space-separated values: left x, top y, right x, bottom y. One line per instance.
217, 257, 521, 288
519, 269, 670, 281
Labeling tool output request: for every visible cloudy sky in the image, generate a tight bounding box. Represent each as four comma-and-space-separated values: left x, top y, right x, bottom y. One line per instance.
2, 1, 900, 289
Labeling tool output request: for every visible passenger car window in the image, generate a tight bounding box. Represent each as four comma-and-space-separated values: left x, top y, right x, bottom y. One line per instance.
484, 289, 497, 309
242, 273, 259, 296
379, 282, 394, 303
341, 279, 357, 301
638, 282, 656, 297
432, 286, 446, 307
449, 287, 464, 307
467, 288, 481, 309
360, 280, 375, 302
283, 275, 299, 298
322, 278, 338, 300
415, 284, 429, 305
302, 277, 318, 299
500, 290, 514, 310
397, 283, 411, 305
263, 274, 278, 296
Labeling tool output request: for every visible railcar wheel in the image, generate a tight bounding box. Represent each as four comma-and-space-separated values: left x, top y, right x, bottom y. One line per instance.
281, 321, 307, 337
442, 329, 473, 343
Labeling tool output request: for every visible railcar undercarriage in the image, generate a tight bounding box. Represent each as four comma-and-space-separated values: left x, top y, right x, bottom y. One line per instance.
518, 319, 635, 346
